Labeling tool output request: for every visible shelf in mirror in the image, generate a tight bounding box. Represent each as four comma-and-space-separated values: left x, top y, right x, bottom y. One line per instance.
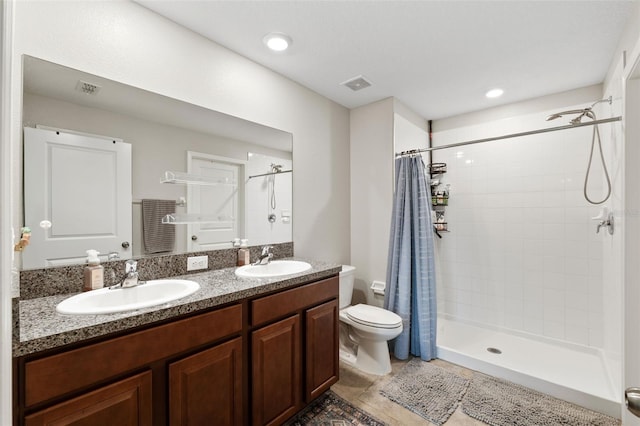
161, 171, 237, 186
161, 213, 235, 226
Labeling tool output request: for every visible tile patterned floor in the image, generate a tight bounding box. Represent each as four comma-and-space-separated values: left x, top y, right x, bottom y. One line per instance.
330, 357, 487, 425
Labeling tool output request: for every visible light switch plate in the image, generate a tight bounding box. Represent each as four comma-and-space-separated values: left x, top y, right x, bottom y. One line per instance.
187, 255, 208, 271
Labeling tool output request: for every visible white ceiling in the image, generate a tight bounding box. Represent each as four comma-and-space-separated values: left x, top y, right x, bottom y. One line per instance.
136, 1, 635, 120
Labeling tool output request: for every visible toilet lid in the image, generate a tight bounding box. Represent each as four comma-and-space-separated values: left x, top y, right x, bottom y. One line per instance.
345, 304, 402, 329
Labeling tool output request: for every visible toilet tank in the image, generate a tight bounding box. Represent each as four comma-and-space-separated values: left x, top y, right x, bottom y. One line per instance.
339, 265, 356, 309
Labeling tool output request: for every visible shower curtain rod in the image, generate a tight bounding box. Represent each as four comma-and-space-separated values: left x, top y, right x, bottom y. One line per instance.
395, 115, 622, 157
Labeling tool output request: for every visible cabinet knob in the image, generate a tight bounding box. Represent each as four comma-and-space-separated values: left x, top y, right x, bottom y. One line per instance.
121, 241, 130, 249
191, 235, 198, 241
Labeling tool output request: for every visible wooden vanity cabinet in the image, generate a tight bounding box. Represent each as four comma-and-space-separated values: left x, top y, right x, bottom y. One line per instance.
250, 276, 339, 426
16, 304, 243, 426
16, 273, 339, 426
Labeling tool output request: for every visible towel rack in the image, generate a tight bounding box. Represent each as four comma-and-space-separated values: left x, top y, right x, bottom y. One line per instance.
133, 198, 186, 207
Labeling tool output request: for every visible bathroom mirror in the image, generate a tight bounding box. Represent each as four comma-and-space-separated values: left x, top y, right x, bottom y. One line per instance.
21, 55, 293, 269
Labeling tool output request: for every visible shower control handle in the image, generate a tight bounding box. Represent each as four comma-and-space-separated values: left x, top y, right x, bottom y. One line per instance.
626, 387, 640, 417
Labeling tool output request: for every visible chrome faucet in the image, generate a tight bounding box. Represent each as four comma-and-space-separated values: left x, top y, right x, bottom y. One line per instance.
252, 246, 274, 266
111, 259, 141, 289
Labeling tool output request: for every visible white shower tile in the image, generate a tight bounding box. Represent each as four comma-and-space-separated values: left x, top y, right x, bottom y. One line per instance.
588, 261, 603, 278
565, 207, 590, 224
543, 192, 565, 208
564, 173, 585, 190
543, 174, 566, 190
505, 284, 524, 300
564, 275, 588, 294
564, 240, 589, 258
565, 307, 588, 326
565, 290, 589, 310
543, 224, 564, 240
565, 325, 589, 345
542, 207, 565, 224
523, 254, 543, 270
504, 314, 524, 330
543, 256, 565, 274
543, 321, 565, 340
523, 224, 545, 240
543, 243, 565, 258
589, 328, 604, 347
565, 257, 589, 276
523, 317, 544, 334
565, 223, 589, 241
544, 289, 565, 309
543, 272, 566, 291
523, 239, 544, 255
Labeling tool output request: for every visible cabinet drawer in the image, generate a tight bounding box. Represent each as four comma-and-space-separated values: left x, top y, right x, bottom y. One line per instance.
251, 276, 338, 326
25, 304, 242, 407
25, 371, 152, 426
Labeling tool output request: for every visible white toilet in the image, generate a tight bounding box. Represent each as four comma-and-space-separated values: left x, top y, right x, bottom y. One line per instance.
339, 265, 403, 375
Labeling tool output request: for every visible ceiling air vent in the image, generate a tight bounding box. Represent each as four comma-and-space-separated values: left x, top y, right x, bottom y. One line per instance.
340, 75, 372, 92
75, 80, 101, 95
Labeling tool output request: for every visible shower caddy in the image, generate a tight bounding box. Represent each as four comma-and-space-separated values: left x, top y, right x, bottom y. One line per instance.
428, 162, 449, 237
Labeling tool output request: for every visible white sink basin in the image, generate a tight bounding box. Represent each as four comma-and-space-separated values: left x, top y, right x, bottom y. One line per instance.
56, 279, 200, 315
235, 260, 312, 278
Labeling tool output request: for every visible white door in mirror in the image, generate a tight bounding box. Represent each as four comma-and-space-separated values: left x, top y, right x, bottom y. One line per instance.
235, 260, 311, 278
56, 279, 200, 315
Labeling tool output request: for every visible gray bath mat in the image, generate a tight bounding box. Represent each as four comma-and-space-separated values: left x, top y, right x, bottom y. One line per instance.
380, 358, 469, 425
462, 372, 620, 426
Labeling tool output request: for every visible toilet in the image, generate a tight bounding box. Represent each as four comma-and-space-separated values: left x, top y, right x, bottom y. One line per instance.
339, 265, 403, 375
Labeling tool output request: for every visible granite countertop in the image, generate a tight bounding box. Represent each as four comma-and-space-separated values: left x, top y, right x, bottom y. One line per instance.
14, 258, 341, 357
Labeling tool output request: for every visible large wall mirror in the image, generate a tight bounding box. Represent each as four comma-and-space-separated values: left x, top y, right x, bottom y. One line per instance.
21, 55, 293, 269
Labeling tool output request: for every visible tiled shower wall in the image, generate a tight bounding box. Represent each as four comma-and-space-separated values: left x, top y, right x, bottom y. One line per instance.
432, 105, 610, 348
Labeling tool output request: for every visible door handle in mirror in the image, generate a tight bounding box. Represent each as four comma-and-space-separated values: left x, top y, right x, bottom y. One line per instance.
191, 235, 198, 241
626, 387, 640, 417
121, 241, 130, 249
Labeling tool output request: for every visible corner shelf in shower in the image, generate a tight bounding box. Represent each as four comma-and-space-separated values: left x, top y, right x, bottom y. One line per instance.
429, 162, 449, 237
428, 162, 447, 176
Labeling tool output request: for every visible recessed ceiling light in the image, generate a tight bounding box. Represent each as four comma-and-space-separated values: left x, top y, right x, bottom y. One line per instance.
263, 33, 292, 52
485, 88, 504, 98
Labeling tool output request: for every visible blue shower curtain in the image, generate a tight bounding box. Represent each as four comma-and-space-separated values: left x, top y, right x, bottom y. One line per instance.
384, 155, 437, 361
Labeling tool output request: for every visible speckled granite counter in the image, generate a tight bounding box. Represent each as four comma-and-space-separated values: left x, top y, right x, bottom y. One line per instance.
14, 258, 341, 357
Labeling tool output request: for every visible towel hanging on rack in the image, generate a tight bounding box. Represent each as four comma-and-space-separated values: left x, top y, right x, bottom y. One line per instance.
142, 199, 176, 254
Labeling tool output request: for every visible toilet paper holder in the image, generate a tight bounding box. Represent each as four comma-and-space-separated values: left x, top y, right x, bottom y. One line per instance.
371, 281, 386, 296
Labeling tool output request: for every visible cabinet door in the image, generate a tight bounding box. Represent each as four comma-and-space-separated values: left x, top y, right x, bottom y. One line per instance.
251, 315, 301, 426
169, 337, 243, 426
305, 299, 339, 401
24, 371, 152, 426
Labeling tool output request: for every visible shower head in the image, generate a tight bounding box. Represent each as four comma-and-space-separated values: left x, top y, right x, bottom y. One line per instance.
545, 108, 594, 124
546, 97, 609, 124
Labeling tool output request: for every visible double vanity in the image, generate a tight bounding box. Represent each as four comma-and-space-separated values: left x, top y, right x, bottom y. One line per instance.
12, 252, 341, 425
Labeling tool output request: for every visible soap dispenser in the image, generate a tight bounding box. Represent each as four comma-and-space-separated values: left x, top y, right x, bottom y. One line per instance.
237, 239, 250, 266
83, 249, 104, 291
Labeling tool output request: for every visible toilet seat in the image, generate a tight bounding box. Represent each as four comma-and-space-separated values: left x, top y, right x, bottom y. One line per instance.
345, 304, 402, 329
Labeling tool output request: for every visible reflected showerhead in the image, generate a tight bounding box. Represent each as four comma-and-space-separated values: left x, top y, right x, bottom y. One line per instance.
270, 163, 283, 173
546, 113, 563, 121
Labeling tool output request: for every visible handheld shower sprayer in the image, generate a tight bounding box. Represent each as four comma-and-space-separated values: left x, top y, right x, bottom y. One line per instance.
544, 96, 613, 205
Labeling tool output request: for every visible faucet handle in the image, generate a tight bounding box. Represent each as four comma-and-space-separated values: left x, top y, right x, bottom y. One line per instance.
261, 245, 274, 255
125, 259, 137, 273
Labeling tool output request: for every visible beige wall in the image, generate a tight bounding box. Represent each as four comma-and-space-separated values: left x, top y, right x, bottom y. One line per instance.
9, 1, 351, 281
349, 97, 427, 308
